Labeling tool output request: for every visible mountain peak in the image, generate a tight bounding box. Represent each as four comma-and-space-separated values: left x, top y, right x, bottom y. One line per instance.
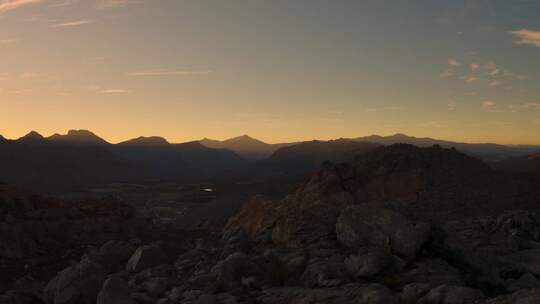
120, 136, 169, 146
19, 131, 44, 142
48, 129, 109, 145
392, 133, 414, 139
225, 134, 265, 144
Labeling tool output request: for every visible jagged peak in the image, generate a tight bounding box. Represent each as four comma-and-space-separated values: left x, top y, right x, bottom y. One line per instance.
19, 131, 44, 141
48, 129, 109, 144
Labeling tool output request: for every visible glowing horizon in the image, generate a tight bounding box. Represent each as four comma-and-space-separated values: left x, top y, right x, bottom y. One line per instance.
1, 0, 540, 145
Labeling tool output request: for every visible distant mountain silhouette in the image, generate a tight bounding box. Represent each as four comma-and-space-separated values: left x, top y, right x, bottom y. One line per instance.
118, 136, 170, 147
48, 129, 110, 145
0, 130, 246, 193
493, 152, 540, 173
263, 139, 381, 175
200, 135, 293, 160
354, 133, 540, 161
1, 130, 539, 193
115, 139, 244, 178
17, 131, 45, 143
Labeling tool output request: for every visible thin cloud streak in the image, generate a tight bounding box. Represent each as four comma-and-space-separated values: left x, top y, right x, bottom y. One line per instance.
126, 70, 212, 77
510, 29, 540, 48
0, 0, 44, 13
100, 89, 129, 94
52, 20, 96, 27
0, 39, 18, 44
95, 0, 131, 9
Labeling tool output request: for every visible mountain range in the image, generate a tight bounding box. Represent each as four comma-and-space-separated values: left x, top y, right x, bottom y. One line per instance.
200, 135, 293, 160
1, 130, 539, 193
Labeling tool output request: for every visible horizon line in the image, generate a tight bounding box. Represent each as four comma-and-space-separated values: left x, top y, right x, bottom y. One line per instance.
1, 129, 539, 147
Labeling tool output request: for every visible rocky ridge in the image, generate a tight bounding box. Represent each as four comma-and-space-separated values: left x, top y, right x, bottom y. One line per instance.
2, 145, 540, 303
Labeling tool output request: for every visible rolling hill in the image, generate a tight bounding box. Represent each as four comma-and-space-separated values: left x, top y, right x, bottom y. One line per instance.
200, 135, 293, 160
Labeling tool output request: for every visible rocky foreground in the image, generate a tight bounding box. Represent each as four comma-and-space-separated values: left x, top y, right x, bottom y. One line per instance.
2, 144, 540, 304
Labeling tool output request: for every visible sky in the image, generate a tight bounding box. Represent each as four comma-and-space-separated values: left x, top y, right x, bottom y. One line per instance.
0, 0, 539, 144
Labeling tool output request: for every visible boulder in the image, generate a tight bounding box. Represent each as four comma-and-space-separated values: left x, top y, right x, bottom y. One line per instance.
507, 273, 540, 292
485, 288, 540, 304
504, 249, 540, 277
126, 245, 164, 273
94, 240, 136, 270
418, 285, 484, 304
96, 276, 136, 304
336, 206, 430, 257
401, 283, 431, 304
44, 259, 106, 304
396, 258, 464, 288
344, 251, 393, 279
210, 252, 260, 290
356, 284, 399, 304
301, 256, 348, 288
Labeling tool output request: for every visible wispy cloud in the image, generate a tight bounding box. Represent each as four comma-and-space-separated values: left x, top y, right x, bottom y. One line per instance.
448, 58, 461, 67
20, 72, 57, 82
0, 0, 44, 13
510, 29, 540, 48
0, 39, 18, 44
47, 1, 73, 8
507, 102, 540, 110
481, 100, 495, 111
101, 89, 129, 94
460, 75, 478, 83
447, 102, 456, 111
442, 58, 527, 86
441, 58, 461, 77
488, 80, 503, 87
364, 106, 400, 113
95, 0, 140, 9
416, 120, 455, 128
52, 19, 96, 27
470, 63, 480, 71
126, 69, 212, 77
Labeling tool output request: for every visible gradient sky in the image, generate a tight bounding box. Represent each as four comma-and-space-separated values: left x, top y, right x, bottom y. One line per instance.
1, 0, 539, 144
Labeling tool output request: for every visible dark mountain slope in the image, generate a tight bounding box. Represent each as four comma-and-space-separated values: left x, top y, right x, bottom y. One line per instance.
493, 152, 540, 173
115, 140, 245, 178
47, 129, 110, 145
261, 139, 381, 175
200, 135, 293, 160
18, 131, 45, 143
118, 136, 170, 147
0, 131, 247, 193
0, 140, 135, 193
228, 144, 540, 247
355, 133, 540, 162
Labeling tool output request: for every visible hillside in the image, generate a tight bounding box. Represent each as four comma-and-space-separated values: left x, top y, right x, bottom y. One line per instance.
3, 145, 539, 303
355, 133, 540, 162
493, 152, 540, 173
263, 139, 381, 175
200, 135, 293, 160
0, 130, 246, 193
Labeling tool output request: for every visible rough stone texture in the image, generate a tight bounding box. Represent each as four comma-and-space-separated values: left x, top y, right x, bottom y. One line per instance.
336, 206, 430, 257
44, 259, 106, 304
418, 285, 484, 304
126, 245, 164, 273
97, 276, 136, 304
210, 252, 261, 290
301, 255, 349, 288
344, 251, 393, 279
